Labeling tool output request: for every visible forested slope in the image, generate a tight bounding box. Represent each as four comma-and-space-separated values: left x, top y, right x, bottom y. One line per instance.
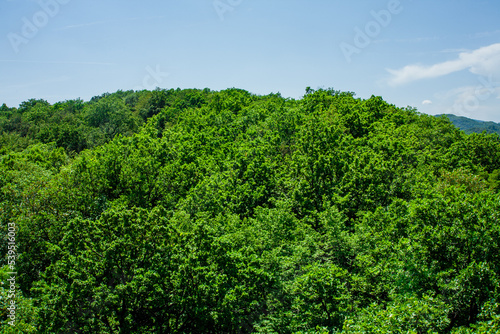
1, 88, 499, 333
438, 114, 500, 136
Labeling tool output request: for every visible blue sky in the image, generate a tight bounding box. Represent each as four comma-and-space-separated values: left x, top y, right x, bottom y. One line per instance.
1, 0, 500, 121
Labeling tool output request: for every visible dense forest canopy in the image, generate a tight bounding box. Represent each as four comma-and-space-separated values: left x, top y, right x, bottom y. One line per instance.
1, 88, 499, 333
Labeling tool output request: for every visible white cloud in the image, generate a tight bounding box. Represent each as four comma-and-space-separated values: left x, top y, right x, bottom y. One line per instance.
422, 100, 432, 105
387, 43, 500, 86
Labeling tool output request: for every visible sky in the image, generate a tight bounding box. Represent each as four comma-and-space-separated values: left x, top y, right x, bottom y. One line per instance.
1, 0, 500, 121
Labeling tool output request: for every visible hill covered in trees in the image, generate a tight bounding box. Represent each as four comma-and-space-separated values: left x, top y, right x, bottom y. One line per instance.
1, 88, 500, 333
439, 114, 500, 136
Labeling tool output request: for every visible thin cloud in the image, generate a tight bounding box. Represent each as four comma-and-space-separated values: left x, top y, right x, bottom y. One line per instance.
470, 30, 500, 39
422, 100, 432, 105
431, 84, 500, 119
394, 36, 441, 43
58, 16, 167, 31
59, 20, 111, 30
372, 36, 441, 45
439, 48, 470, 54
1, 76, 71, 90
0, 60, 116, 66
386, 43, 500, 86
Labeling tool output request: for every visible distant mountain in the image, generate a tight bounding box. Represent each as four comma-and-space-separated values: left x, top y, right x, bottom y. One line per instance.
438, 114, 500, 135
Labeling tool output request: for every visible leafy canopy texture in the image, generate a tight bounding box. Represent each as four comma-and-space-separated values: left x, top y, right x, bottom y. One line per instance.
1, 88, 500, 333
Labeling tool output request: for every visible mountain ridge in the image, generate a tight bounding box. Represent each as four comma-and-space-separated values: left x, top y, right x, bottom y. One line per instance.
437, 113, 500, 135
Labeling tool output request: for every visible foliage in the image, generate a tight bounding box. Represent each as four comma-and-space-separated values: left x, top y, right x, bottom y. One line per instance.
0, 88, 499, 332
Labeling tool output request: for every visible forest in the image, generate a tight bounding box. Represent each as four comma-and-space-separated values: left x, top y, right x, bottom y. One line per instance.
439, 114, 500, 136
0, 87, 499, 333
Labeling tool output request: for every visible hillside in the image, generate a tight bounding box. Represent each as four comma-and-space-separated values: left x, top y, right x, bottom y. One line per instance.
439, 113, 500, 135
1, 88, 500, 333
